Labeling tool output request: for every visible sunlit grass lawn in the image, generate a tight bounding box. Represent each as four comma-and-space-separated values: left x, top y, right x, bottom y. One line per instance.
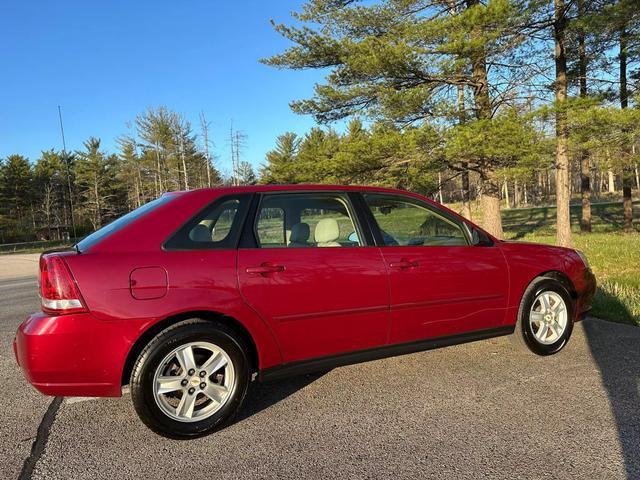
445, 199, 640, 326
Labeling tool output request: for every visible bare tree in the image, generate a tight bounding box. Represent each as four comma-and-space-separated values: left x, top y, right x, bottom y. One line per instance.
200, 112, 213, 188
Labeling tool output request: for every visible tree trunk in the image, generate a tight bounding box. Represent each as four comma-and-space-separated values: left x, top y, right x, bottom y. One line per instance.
608, 170, 616, 192
456, 83, 472, 220
578, 0, 591, 233
554, 0, 572, 247
503, 178, 510, 209
461, 171, 472, 220
466, 0, 502, 237
580, 157, 592, 232
620, 24, 634, 231
480, 179, 504, 239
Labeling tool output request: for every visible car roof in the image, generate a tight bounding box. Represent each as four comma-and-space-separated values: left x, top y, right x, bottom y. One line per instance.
171, 184, 415, 196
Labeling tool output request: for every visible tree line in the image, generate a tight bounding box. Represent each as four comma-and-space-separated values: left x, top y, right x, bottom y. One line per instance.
1, 0, 639, 246
0, 107, 256, 244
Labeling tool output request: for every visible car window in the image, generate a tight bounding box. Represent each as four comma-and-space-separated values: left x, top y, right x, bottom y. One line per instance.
77, 194, 177, 251
363, 194, 468, 246
164, 195, 250, 250
187, 199, 239, 243
255, 193, 362, 248
256, 207, 286, 245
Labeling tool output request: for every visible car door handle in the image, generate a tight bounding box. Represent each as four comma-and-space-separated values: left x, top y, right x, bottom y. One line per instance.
245, 263, 285, 275
389, 259, 419, 269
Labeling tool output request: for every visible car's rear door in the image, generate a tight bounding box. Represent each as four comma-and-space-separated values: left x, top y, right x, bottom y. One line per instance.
361, 192, 509, 344
237, 191, 390, 363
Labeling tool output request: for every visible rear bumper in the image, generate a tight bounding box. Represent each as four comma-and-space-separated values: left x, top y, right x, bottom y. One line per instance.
14, 311, 148, 397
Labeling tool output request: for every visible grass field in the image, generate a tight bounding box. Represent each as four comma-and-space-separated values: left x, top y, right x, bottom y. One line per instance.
448, 200, 640, 326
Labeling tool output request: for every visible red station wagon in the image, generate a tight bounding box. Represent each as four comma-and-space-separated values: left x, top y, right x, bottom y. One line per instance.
14, 185, 596, 438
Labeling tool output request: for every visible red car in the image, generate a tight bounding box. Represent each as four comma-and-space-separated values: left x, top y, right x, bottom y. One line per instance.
14, 185, 595, 438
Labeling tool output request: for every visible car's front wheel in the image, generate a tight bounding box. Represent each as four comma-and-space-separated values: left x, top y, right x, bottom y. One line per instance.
130, 319, 250, 439
513, 278, 574, 356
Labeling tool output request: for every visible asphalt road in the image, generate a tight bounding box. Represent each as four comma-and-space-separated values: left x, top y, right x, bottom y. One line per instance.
1, 254, 639, 479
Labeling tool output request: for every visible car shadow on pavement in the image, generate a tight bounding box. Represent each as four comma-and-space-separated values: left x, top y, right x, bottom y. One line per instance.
583, 314, 640, 479
232, 371, 328, 424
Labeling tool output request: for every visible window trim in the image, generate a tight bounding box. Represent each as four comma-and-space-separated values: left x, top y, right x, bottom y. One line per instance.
250, 191, 371, 249
162, 193, 252, 251
362, 192, 471, 247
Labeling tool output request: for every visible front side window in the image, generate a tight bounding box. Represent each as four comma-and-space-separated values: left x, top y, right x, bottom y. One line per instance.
164, 196, 249, 250
255, 193, 362, 248
364, 194, 468, 247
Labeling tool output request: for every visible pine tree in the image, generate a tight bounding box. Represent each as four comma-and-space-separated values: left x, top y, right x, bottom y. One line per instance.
264, 0, 541, 238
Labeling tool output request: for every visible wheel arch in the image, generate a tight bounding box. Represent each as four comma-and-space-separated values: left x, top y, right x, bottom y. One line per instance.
121, 310, 260, 387
538, 270, 577, 300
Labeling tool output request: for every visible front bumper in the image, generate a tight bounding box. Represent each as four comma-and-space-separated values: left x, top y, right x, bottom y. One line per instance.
14, 311, 149, 397
576, 269, 597, 320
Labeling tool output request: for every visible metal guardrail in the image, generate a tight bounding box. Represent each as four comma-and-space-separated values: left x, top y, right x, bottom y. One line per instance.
0, 240, 70, 254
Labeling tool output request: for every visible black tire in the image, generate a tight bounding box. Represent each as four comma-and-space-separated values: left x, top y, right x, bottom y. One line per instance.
512, 277, 575, 356
130, 318, 250, 439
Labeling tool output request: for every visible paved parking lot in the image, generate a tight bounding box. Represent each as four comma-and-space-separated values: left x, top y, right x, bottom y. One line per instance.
1, 254, 639, 479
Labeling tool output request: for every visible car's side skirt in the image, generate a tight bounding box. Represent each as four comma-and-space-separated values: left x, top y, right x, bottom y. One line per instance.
259, 325, 515, 382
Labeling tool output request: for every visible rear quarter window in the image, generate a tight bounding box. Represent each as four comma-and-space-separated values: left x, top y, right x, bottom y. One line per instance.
163, 194, 251, 250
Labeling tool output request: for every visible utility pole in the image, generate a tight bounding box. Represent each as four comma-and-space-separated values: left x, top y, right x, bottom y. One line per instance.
229, 123, 236, 186
58, 106, 77, 243
200, 112, 212, 187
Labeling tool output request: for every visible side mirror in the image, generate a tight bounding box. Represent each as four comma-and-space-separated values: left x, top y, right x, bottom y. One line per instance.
348, 231, 359, 243
466, 223, 493, 246
471, 228, 480, 245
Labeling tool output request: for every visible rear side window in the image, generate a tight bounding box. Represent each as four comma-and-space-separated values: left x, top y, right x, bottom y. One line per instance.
77, 195, 177, 251
254, 193, 362, 248
164, 195, 250, 250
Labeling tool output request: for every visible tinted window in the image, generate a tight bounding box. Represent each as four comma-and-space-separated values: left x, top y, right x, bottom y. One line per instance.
164, 195, 250, 250
77, 194, 177, 251
364, 194, 468, 246
255, 193, 362, 248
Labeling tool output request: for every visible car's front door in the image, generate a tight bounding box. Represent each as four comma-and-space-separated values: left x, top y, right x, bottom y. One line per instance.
237, 192, 390, 363
362, 193, 509, 344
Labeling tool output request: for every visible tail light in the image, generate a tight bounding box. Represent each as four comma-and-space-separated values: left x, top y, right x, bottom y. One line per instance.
39, 254, 87, 314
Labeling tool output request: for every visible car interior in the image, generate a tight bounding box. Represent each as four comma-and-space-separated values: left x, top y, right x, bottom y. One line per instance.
255, 194, 361, 248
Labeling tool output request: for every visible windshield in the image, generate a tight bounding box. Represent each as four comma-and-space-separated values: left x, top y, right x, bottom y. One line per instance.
76, 195, 177, 252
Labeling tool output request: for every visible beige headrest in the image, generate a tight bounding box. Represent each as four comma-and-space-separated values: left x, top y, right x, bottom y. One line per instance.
315, 218, 339, 243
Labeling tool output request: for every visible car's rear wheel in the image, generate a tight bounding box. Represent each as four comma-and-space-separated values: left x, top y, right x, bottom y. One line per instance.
130, 319, 249, 439
513, 277, 574, 356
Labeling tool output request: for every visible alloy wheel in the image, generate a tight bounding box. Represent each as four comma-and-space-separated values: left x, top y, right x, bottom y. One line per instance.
529, 291, 568, 345
152, 342, 235, 422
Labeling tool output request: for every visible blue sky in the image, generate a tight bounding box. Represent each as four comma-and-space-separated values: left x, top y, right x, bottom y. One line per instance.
0, 1, 328, 176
